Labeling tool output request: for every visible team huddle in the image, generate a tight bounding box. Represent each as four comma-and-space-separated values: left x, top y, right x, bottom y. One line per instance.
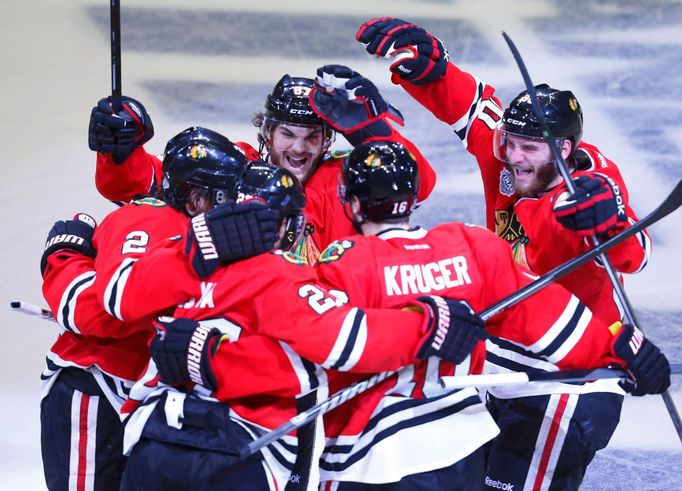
37, 17, 671, 491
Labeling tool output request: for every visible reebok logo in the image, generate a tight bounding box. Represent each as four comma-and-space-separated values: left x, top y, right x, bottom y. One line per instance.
191, 214, 219, 260
485, 476, 514, 490
430, 296, 451, 350
44, 234, 84, 251
605, 176, 626, 219
187, 324, 213, 385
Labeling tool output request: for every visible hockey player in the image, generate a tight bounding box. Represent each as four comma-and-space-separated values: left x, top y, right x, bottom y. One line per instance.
115, 161, 478, 491
87, 71, 437, 261
39, 127, 279, 490
355, 17, 656, 490
308, 140, 668, 490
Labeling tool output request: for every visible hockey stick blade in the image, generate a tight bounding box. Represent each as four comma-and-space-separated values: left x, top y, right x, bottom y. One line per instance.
237, 181, 681, 459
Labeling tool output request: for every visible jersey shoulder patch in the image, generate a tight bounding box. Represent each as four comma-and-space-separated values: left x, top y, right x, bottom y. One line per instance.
130, 197, 169, 208
318, 239, 355, 264
325, 149, 352, 161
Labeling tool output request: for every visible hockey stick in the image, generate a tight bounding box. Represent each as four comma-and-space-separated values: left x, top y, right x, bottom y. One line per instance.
237, 180, 681, 460
111, 0, 122, 98
501, 31, 682, 443
10, 300, 55, 321
440, 362, 682, 390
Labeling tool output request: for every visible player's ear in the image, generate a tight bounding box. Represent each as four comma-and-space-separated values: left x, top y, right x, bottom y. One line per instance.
185, 188, 212, 217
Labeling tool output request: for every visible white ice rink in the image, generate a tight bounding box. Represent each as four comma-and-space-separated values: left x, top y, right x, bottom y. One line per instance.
1, 0, 680, 489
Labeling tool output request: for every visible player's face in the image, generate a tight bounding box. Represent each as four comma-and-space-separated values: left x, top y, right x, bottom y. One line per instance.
504, 134, 566, 196
268, 123, 326, 184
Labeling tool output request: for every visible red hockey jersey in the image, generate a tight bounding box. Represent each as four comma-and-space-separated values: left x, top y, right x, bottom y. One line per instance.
394, 63, 651, 323
41, 197, 200, 415
313, 224, 625, 482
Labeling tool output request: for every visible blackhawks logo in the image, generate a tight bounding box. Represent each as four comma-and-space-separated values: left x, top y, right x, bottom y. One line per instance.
131, 197, 167, 207
318, 240, 355, 264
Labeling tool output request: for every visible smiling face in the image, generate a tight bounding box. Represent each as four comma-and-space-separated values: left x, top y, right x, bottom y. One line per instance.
503, 133, 571, 197
267, 123, 327, 184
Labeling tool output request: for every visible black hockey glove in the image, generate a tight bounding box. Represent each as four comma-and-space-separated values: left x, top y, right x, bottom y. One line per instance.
612, 323, 671, 396
553, 174, 628, 238
356, 17, 449, 86
88, 95, 154, 164
151, 317, 223, 390
40, 213, 97, 276
311, 64, 404, 146
186, 199, 280, 278
415, 296, 487, 365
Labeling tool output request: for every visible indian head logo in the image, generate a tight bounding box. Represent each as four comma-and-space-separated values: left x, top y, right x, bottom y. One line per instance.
190, 144, 208, 159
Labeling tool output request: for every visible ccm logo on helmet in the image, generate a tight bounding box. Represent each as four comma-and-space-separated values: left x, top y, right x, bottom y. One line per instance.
191, 214, 219, 261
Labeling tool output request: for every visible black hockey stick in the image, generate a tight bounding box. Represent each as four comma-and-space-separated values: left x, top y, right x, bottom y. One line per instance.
111, 0, 122, 98
236, 180, 681, 459
501, 31, 682, 443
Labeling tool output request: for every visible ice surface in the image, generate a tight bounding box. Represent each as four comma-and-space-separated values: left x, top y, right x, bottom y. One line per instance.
1, 0, 679, 488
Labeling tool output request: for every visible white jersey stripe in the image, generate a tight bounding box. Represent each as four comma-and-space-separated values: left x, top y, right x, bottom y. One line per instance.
321, 308, 368, 371
57, 271, 96, 334
523, 393, 578, 491
526, 295, 581, 354
103, 257, 137, 320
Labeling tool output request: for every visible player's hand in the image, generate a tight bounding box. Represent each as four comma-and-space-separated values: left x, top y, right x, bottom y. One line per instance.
415, 296, 487, 364
88, 95, 154, 164
40, 213, 97, 276
612, 323, 671, 396
310, 64, 404, 146
356, 17, 449, 85
186, 199, 280, 278
151, 317, 222, 390
553, 174, 628, 237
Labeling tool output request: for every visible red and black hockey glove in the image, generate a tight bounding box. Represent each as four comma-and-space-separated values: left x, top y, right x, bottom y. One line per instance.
415, 296, 487, 365
151, 317, 223, 390
40, 213, 97, 276
185, 200, 280, 278
311, 64, 404, 146
356, 17, 449, 85
88, 95, 154, 164
553, 174, 628, 237
611, 323, 670, 396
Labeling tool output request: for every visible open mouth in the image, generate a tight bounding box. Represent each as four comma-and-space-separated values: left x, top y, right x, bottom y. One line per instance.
286, 155, 309, 169
511, 165, 534, 181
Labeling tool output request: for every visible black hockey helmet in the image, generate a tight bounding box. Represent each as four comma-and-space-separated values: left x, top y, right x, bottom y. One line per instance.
265, 75, 322, 126
257, 75, 334, 152
340, 140, 419, 222
234, 161, 306, 249
161, 126, 248, 212
500, 84, 583, 149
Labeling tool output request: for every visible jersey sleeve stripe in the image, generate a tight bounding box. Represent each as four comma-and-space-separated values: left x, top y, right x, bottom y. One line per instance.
525, 296, 584, 356
103, 258, 137, 320
57, 271, 96, 334
323, 308, 368, 371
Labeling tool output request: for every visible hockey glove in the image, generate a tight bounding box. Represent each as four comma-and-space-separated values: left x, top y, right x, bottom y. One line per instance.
415, 296, 487, 365
88, 95, 154, 164
151, 317, 222, 390
356, 17, 449, 85
186, 200, 280, 278
40, 213, 97, 276
311, 64, 404, 146
612, 323, 670, 396
553, 174, 628, 238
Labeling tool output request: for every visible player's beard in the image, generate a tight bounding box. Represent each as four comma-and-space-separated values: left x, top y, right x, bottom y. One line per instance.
511, 160, 561, 197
